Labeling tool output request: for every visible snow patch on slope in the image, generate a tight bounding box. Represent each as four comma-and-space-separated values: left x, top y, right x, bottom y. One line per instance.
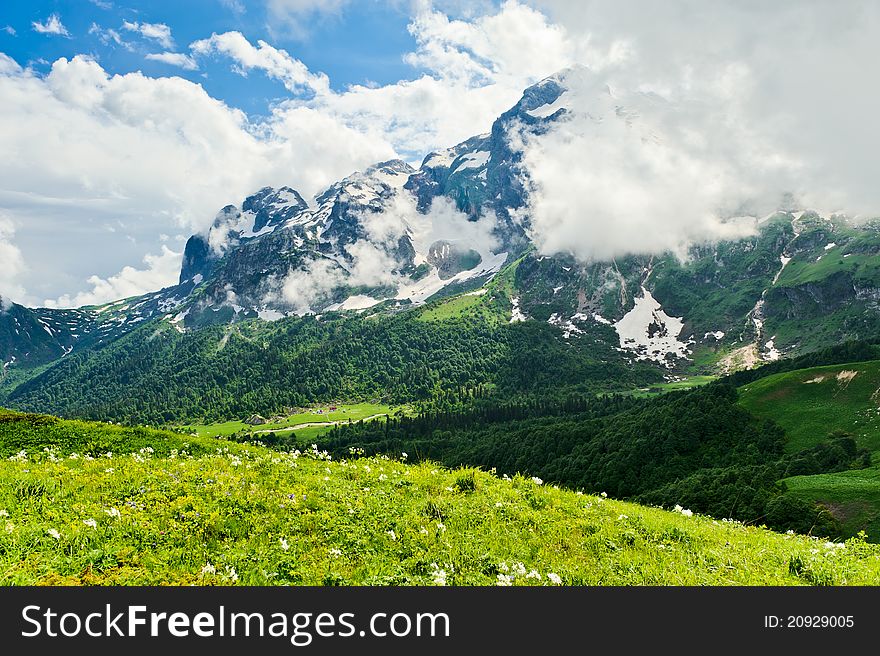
510, 297, 526, 323
614, 287, 690, 366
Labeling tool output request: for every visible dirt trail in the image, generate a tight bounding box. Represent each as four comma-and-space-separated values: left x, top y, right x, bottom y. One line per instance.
251, 414, 386, 434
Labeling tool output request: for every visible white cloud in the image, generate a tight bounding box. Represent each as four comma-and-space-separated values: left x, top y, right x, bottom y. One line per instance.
277, 191, 500, 313
8, 0, 880, 307
0, 215, 26, 303
527, 0, 880, 218
89, 23, 130, 49
193, 2, 606, 160
2, 26, 16, 36
46, 246, 182, 308
265, 0, 351, 38
278, 239, 400, 314
512, 67, 776, 261
190, 32, 329, 94
146, 52, 198, 71
219, 0, 246, 13
32, 14, 70, 37
88, 0, 114, 9
0, 53, 394, 304
122, 21, 174, 49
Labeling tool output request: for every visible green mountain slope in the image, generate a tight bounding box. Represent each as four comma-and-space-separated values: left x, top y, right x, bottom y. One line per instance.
1, 408, 878, 586
739, 361, 880, 537
739, 360, 880, 454
3, 310, 659, 424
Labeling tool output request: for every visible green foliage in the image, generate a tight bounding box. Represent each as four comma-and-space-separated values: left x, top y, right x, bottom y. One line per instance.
5, 312, 659, 425
315, 386, 863, 537
737, 360, 880, 453
1, 409, 879, 586
0, 408, 209, 458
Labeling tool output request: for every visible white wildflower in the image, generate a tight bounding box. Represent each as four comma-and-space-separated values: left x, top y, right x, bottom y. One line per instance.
83, 518, 97, 529
496, 573, 514, 586
547, 573, 562, 585
279, 538, 289, 551
430, 563, 448, 586
526, 570, 541, 580
401, 452, 408, 461
436, 522, 446, 533
531, 477, 543, 485
329, 548, 343, 557
104, 507, 121, 518
0, 509, 7, 517
47, 528, 61, 540
201, 563, 216, 575
387, 530, 397, 541
225, 566, 238, 582
600, 492, 607, 498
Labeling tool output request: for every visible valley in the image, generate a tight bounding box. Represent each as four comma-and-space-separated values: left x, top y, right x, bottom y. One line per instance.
1, 68, 879, 584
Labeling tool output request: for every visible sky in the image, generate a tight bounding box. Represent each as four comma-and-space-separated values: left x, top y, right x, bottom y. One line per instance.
1, 1, 879, 308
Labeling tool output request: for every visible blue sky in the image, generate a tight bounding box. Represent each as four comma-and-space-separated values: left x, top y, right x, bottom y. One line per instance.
1, 0, 425, 116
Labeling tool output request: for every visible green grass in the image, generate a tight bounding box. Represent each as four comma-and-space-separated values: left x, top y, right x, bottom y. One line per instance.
418, 292, 491, 322
774, 251, 880, 288
739, 361, 880, 539
2, 407, 880, 585
623, 376, 717, 398
783, 468, 880, 540
738, 360, 880, 454
181, 402, 402, 439
0, 408, 215, 457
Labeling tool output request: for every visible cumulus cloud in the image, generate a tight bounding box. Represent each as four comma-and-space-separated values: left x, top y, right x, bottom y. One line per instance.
528, 0, 880, 219
190, 31, 329, 94
512, 67, 783, 261
145, 52, 198, 71
122, 21, 174, 49
9, 0, 880, 306
45, 246, 182, 308
32, 14, 70, 37
0, 215, 26, 303
191, 2, 612, 161
0, 53, 394, 305
503, 1, 880, 262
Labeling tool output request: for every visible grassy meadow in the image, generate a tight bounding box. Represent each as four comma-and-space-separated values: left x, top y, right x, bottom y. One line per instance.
2, 408, 880, 585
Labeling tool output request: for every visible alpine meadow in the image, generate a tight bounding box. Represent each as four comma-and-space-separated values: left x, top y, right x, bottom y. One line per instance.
3, 0, 880, 591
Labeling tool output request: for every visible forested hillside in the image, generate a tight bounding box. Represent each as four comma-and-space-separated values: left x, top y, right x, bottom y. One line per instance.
313, 385, 870, 538
4, 313, 659, 424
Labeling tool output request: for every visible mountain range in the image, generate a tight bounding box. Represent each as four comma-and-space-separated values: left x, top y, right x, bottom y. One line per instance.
3, 68, 880, 421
